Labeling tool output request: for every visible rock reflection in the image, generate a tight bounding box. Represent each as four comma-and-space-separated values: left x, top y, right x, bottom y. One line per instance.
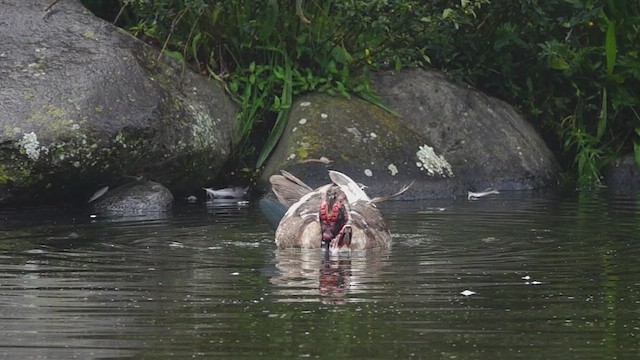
270, 249, 390, 303
205, 198, 251, 218
0, 256, 140, 359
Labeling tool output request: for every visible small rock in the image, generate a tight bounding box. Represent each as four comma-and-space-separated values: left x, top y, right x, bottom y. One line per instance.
89, 180, 173, 216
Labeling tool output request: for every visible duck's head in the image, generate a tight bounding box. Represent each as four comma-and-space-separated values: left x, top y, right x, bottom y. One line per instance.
319, 186, 350, 249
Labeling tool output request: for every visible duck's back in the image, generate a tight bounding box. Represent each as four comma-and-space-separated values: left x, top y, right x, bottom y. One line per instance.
347, 200, 392, 249
274, 191, 324, 249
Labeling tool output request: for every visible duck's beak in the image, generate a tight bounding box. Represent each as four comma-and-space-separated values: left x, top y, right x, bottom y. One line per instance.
327, 225, 352, 253
336, 225, 352, 247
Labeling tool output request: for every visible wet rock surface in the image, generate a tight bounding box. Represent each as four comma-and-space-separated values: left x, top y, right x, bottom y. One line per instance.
0, 0, 236, 206
260, 69, 560, 199
89, 180, 173, 216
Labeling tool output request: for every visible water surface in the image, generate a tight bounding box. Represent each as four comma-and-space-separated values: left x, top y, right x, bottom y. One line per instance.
1, 192, 639, 359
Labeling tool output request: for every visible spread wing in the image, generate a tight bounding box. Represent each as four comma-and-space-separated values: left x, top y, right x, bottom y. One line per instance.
269, 170, 314, 207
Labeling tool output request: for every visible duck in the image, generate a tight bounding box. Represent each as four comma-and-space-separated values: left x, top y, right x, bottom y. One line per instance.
264, 170, 395, 252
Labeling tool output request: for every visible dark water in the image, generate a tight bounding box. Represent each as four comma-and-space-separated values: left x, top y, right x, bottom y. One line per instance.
1, 191, 640, 359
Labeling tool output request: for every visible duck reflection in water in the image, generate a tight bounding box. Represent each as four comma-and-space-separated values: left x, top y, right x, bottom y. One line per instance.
318, 255, 351, 297
270, 248, 389, 303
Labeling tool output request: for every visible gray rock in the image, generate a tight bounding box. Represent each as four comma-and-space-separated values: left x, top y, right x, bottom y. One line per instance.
372, 69, 560, 191
602, 153, 640, 192
260, 93, 462, 199
89, 180, 173, 216
0, 0, 236, 205
260, 69, 560, 199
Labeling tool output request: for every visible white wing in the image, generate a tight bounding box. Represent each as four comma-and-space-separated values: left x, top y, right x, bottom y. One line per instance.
328, 170, 371, 202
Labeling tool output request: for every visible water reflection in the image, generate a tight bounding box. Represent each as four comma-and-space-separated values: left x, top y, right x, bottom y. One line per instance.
270, 249, 390, 303
205, 198, 250, 215
1, 192, 640, 359
1, 248, 142, 359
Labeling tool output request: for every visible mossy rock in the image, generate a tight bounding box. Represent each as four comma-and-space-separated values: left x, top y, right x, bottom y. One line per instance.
0, 0, 237, 206
89, 180, 173, 217
260, 93, 461, 199
261, 68, 562, 199
371, 68, 560, 191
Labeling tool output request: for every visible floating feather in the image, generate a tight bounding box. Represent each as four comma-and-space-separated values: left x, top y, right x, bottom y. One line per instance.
467, 189, 500, 200
203, 186, 248, 200
371, 181, 414, 203
88, 186, 109, 203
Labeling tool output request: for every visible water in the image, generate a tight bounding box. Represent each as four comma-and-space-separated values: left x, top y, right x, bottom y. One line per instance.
1, 192, 639, 359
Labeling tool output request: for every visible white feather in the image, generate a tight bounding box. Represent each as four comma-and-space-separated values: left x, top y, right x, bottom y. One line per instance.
88, 186, 109, 203
203, 186, 248, 199
328, 170, 371, 202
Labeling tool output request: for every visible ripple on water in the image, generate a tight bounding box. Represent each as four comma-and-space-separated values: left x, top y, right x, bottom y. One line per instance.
1, 193, 640, 358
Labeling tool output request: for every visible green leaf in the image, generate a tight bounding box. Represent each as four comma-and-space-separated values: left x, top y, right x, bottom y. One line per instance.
190, 32, 202, 60
635, 128, 640, 170
596, 87, 607, 140
273, 66, 285, 80
605, 19, 617, 76
228, 80, 238, 93
331, 45, 353, 65
256, 57, 293, 169
164, 50, 184, 63
327, 60, 338, 74
577, 151, 586, 176
209, 3, 221, 25
442, 8, 454, 20
358, 92, 401, 118
549, 57, 570, 70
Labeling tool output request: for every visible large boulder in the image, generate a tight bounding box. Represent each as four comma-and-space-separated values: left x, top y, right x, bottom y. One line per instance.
259, 69, 559, 199
259, 93, 461, 199
0, 0, 237, 206
372, 68, 560, 191
602, 153, 640, 192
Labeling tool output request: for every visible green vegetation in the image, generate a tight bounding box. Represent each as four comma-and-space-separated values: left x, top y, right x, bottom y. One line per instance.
84, 0, 639, 188
431, 0, 640, 188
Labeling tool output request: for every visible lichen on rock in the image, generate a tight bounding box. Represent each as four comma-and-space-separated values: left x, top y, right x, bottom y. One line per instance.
17, 132, 42, 160
415, 145, 453, 177
259, 92, 453, 199
0, 0, 237, 205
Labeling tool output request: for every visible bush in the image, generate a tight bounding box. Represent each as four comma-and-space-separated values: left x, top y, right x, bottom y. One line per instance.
420, 0, 640, 187
86, 0, 640, 187
87, 0, 483, 172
